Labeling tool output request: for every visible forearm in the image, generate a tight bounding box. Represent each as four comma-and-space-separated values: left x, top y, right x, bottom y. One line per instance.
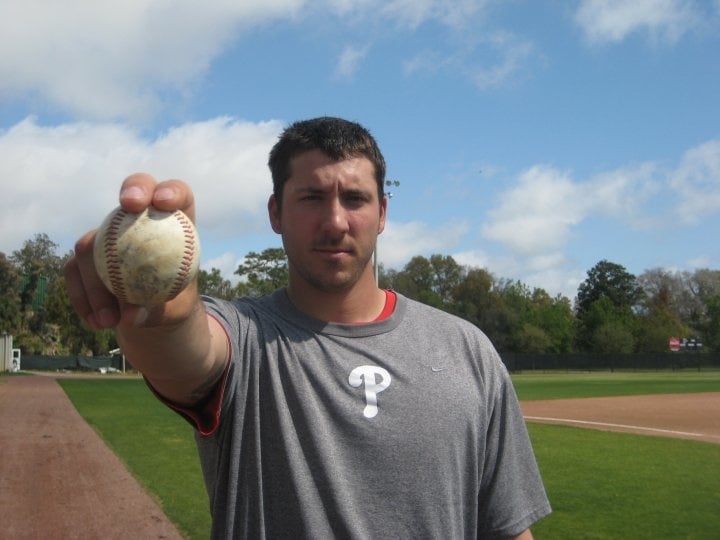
64, 175, 230, 405
117, 293, 229, 406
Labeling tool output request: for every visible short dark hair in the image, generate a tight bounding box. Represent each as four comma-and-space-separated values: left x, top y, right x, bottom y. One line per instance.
268, 117, 386, 206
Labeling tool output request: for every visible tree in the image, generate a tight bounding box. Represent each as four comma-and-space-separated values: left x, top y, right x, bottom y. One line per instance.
687, 269, 720, 305
576, 296, 636, 353
8, 235, 68, 353
684, 269, 720, 341
575, 260, 643, 352
492, 282, 575, 353
634, 303, 690, 353
576, 260, 644, 315
449, 268, 517, 351
592, 321, 635, 354
635, 269, 691, 352
43, 273, 116, 355
526, 289, 575, 353
637, 268, 720, 350
448, 267, 494, 327
377, 263, 393, 290
514, 323, 552, 354
388, 256, 441, 307
6, 228, 718, 359
0, 252, 23, 336
235, 248, 288, 297
388, 254, 465, 310
701, 294, 720, 352
199, 268, 236, 299
637, 268, 684, 312
495, 280, 530, 352
11, 233, 63, 276
428, 254, 463, 305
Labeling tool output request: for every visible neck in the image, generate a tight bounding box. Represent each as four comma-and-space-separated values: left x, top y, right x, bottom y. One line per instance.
286, 269, 386, 323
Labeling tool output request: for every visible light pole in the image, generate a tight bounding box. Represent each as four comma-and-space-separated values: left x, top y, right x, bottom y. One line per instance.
374, 180, 400, 284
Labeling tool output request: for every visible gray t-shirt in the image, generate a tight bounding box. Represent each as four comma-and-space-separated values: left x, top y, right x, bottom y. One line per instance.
196, 290, 550, 539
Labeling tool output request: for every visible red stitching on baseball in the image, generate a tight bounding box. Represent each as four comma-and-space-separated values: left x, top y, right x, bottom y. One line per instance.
168, 210, 196, 298
105, 209, 127, 301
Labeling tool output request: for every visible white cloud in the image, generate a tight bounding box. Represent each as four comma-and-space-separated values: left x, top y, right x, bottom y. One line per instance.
334, 45, 371, 80
203, 251, 246, 285
468, 32, 535, 90
377, 219, 469, 269
575, 0, 702, 44
670, 139, 720, 224
481, 166, 587, 255
481, 161, 663, 257
474, 145, 720, 298
404, 31, 536, 90
588, 162, 660, 226
0, 0, 303, 120
687, 255, 713, 268
378, 0, 488, 29
0, 116, 282, 257
522, 265, 586, 301
452, 249, 583, 300
0, 0, 508, 119
452, 249, 491, 270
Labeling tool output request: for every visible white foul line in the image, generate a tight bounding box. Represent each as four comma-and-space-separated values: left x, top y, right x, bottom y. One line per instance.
524, 416, 720, 441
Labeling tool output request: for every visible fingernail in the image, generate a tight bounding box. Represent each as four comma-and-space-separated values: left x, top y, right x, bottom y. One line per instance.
154, 187, 175, 202
121, 186, 145, 201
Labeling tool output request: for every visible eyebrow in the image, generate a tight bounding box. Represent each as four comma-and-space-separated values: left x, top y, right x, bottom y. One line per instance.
292, 185, 373, 197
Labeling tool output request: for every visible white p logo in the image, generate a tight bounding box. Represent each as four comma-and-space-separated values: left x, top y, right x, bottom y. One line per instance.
348, 366, 391, 419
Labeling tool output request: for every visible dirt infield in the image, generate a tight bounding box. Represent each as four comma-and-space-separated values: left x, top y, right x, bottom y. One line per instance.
0, 375, 184, 539
521, 392, 720, 445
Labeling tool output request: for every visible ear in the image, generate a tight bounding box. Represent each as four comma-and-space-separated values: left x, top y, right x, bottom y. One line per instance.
268, 194, 282, 234
377, 194, 388, 235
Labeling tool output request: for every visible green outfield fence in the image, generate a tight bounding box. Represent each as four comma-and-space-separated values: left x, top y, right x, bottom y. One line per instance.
500, 352, 720, 372
18, 354, 131, 372
12, 352, 719, 374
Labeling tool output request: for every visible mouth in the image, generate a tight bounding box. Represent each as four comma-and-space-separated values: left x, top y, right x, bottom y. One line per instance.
314, 246, 353, 258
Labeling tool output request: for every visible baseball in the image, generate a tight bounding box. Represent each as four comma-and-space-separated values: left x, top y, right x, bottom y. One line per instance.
93, 206, 201, 305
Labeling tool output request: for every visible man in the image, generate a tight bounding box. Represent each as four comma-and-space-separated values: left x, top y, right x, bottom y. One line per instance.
65, 117, 551, 538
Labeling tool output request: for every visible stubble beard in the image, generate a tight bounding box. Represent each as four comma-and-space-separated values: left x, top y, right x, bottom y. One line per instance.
287, 242, 374, 294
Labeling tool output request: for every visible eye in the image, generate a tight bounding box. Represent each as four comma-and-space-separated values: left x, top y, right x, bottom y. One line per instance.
343, 192, 370, 206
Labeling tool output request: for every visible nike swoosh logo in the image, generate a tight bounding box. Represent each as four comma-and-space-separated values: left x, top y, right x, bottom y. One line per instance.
431, 366, 448, 372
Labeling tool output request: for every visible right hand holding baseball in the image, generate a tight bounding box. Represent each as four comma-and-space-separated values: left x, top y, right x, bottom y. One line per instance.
64, 173, 199, 330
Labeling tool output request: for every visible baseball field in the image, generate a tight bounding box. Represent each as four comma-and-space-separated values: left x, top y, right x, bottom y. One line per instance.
1, 370, 719, 539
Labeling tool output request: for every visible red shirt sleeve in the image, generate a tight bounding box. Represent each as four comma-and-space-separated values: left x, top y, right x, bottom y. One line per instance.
144, 313, 231, 437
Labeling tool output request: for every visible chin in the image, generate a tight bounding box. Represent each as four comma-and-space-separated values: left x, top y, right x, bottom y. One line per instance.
304, 269, 363, 293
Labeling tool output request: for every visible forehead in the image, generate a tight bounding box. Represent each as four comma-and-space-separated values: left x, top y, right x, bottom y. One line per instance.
287, 150, 376, 190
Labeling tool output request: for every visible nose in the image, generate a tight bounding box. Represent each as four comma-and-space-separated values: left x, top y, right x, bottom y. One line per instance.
321, 198, 350, 237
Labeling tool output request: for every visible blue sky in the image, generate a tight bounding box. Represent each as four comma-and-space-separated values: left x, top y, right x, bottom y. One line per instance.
1, 0, 719, 300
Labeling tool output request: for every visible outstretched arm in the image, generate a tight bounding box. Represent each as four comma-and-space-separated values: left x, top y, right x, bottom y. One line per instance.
64, 173, 229, 406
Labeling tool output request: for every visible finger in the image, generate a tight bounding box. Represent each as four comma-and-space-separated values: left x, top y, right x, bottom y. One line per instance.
119, 172, 159, 213
64, 255, 96, 327
150, 179, 196, 222
68, 230, 121, 329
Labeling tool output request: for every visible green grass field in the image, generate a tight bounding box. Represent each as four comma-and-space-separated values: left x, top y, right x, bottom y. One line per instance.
529, 424, 720, 539
58, 371, 720, 539
58, 378, 211, 538
512, 370, 720, 400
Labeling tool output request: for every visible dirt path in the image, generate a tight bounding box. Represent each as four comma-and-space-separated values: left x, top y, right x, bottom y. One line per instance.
521, 392, 720, 445
0, 375, 184, 539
